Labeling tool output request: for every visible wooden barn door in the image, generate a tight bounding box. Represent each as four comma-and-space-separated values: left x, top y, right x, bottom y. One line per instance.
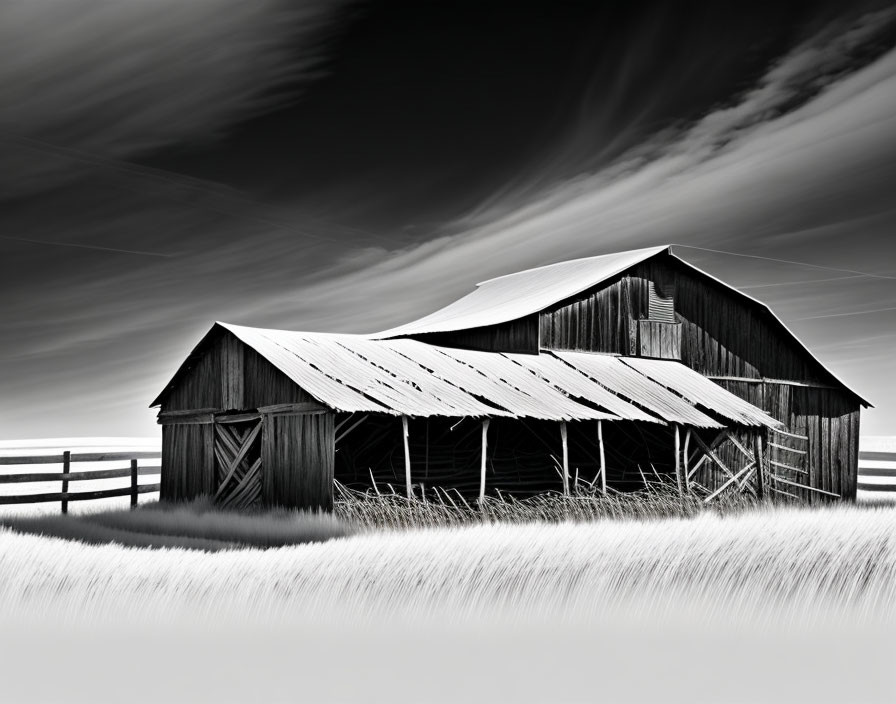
213, 417, 263, 509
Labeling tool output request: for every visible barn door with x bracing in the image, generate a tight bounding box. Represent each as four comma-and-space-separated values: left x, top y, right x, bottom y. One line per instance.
213, 418, 263, 509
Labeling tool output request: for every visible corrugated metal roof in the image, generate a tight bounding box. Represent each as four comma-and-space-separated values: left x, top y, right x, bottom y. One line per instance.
385, 339, 588, 421
502, 352, 660, 423
225, 325, 502, 418
433, 346, 613, 421
621, 357, 783, 429
222, 325, 390, 414
154, 323, 782, 429
374, 245, 669, 337
552, 351, 724, 428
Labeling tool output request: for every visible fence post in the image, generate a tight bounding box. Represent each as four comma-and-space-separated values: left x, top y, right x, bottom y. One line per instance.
61, 450, 71, 514
130, 459, 139, 509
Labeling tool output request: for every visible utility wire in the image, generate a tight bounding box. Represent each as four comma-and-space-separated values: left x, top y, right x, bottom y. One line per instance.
737, 274, 868, 290
791, 306, 896, 322
672, 243, 896, 321
671, 243, 896, 281
0, 234, 173, 258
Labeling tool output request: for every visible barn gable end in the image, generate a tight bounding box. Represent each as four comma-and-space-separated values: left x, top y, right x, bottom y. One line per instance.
153, 326, 335, 511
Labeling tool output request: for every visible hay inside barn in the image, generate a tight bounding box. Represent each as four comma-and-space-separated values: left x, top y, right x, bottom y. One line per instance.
151, 245, 869, 510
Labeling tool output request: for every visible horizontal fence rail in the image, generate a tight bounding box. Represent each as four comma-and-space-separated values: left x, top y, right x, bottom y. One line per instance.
858, 450, 896, 495
0, 450, 161, 511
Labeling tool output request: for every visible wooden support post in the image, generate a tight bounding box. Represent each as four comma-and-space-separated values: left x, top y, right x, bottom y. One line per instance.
130, 459, 139, 509
683, 429, 691, 492
560, 421, 570, 495
479, 419, 490, 502
61, 450, 70, 515
754, 432, 765, 500
402, 415, 412, 499
597, 419, 607, 496
674, 424, 682, 497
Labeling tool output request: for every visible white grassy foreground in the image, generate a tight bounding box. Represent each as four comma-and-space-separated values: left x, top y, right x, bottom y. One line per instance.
0, 503, 893, 628
0, 503, 894, 703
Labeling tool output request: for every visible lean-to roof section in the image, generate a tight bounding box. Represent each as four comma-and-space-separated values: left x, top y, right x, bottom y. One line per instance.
233, 326, 502, 418
430, 345, 614, 422
621, 357, 783, 430
552, 351, 724, 428
155, 323, 781, 429
374, 245, 668, 338
221, 324, 392, 414
384, 338, 575, 420
502, 352, 660, 423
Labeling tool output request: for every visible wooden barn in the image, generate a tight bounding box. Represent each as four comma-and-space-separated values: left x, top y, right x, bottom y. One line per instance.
151, 245, 869, 510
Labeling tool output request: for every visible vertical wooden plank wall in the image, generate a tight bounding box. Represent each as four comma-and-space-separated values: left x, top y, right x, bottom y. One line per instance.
164, 342, 223, 411
539, 276, 633, 353
220, 333, 244, 410
159, 422, 215, 501
413, 316, 540, 353
788, 387, 859, 502
262, 411, 335, 510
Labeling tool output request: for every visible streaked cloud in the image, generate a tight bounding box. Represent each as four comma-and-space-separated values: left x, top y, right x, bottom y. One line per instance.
0, 0, 345, 198
3, 4, 896, 437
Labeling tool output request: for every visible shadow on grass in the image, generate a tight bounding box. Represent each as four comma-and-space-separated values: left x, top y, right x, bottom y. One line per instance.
0, 498, 355, 551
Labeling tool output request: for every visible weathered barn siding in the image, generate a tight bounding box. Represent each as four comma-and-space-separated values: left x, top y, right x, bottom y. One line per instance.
164, 341, 223, 411
161, 331, 314, 413
159, 421, 214, 501
714, 380, 859, 501
412, 316, 539, 353
539, 275, 633, 353
262, 411, 335, 510
636, 320, 681, 359
243, 345, 316, 409
159, 331, 334, 508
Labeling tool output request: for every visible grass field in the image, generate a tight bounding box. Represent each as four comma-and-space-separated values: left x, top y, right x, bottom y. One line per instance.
1, 438, 895, 702
1, 501, 895, 703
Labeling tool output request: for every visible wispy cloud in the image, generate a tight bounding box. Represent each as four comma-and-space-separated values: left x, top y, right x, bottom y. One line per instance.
4, 5, 896, 438
0, 0, 345, 199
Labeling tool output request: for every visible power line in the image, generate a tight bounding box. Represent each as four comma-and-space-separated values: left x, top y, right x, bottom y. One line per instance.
737, 274, 868, 290
791, 306, 896, 322
0, 234, 173, 258
672, 243, 896, 281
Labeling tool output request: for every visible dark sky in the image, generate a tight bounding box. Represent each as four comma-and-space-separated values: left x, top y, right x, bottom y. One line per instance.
2, 0, 896, 439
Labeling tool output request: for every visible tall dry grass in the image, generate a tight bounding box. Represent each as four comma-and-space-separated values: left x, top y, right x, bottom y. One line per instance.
0, 500, 893, 631
334, 477, 765, 530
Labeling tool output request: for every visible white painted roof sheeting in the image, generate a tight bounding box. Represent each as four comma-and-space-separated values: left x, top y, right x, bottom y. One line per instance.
201, 324, 777, 429
621, 357, 783, 430
225, 324, 500, 418
223, 324, 389, 414
503, 352, 660, 423
433, 346, 614, 422
374, 245, 669, 338
385, 339, 580, 421
553, 351, 724, 428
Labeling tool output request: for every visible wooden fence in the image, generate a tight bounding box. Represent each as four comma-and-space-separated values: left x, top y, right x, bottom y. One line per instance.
857, 450, 896, 496
0, 451, 161, 512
